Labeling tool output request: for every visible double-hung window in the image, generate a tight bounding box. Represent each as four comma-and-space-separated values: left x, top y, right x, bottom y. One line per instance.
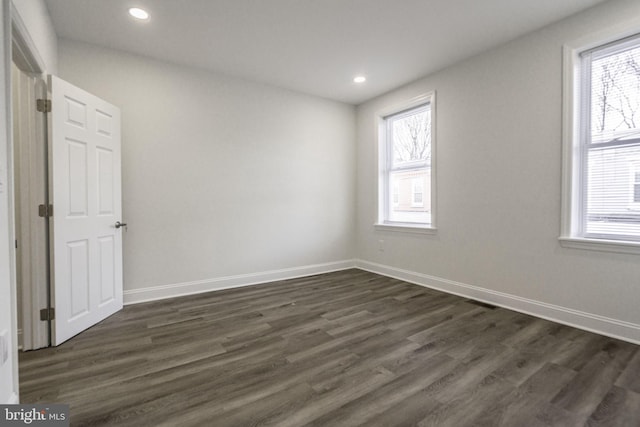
377, 93, 435, 232
562, 32, 640, 252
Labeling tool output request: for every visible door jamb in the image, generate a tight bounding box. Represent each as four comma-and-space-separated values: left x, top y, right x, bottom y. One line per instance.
9, 1, 49, 351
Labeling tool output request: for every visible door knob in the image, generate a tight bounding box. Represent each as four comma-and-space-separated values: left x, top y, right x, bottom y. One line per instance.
115, 221, 128, 231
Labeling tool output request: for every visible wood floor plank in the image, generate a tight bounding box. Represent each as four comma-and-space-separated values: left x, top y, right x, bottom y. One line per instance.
417, 374, 515, 427
587, 386, 640, 427
551, 345, 636, 418
472, 362, 577, 426
614, 348, 640, 394
306, 353, 458, 427
18, 269, 640, 426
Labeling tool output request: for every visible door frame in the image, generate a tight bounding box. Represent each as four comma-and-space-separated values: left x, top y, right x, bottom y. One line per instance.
9, 0, 49, 351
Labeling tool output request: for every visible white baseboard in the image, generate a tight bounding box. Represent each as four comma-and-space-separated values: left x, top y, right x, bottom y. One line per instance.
121, 257, 640, 345
356, 259, 640, 345
124, 260, 357, 305
7, 392, 19, 404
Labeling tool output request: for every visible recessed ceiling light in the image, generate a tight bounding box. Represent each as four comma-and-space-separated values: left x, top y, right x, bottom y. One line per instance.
129, 7, 149, 20
353, 76, 367, 84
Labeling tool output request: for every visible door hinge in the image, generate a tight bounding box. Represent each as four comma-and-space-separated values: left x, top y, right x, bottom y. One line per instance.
40, 308, 55, 321
36, 99, 51, 113
38, 204, 53, 218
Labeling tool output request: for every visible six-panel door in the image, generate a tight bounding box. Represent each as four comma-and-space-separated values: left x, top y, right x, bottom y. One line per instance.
49, 75, 123, 345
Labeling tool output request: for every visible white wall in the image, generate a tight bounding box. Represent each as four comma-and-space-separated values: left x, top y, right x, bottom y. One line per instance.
356, 0, 640, 343
58, 39, 356, 300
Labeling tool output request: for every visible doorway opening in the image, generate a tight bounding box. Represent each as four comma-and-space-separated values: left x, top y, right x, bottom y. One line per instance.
11, 58, 50, 351
10, 3, 51, 351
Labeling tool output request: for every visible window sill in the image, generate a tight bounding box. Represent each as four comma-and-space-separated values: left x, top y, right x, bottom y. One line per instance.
558, 236, 640, 255
374, 223, 437, 235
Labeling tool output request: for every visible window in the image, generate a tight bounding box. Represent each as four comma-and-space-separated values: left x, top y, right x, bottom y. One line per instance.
562, 32, 640, 251
376, 93, 435, 232
411, 179, 424, 207
632, 164, 640, 207
393, 182, 399, 207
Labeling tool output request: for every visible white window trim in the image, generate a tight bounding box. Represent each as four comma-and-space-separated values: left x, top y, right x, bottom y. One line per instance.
374, 92, 437, 233
560, 19, 640, 255
374, 223, 437, 235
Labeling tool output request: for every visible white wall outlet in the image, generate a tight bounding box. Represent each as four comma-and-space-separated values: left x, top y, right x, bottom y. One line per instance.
378, 239, 385, 252
0, 329, 8, 366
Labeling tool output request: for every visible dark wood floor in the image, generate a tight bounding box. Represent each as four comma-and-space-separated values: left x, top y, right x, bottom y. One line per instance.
19, 269, 640, 426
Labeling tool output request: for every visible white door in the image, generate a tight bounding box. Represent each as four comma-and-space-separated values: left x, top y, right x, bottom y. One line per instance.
49, 75, 123, 345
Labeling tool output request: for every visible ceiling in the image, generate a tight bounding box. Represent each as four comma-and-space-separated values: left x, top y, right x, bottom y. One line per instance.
44, 0, 607, 105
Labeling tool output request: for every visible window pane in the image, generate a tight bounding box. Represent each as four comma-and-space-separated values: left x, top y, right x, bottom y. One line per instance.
590, 43, 640, 143
388, 170, 430, 224
390, 106, 431, 168
586, 145, 640, 237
